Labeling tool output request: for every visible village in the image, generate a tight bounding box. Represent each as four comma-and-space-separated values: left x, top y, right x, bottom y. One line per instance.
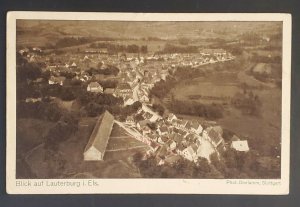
18, 45, 250, 168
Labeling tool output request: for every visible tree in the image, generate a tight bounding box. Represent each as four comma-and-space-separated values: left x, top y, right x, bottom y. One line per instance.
17, 62, 42, 82
152, 103, 165, 116
178, 37, 190, 45
140, 45, 148, 53
60, 88, 76, 101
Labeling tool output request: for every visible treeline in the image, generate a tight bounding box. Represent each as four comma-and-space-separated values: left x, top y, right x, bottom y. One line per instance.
86, 65, 120, 76
77, 91, 142, 119
133, 152, 223, 178
173, 66, 206, 79
17, 101, 63, 122
159, 43, 198, 54
89, 42, 148, 54
149, 77, 176, 99
231, 89, 262, 116
44, 113, 79, 150
251, 53, 282, 64
43, 112, 79, 177
169, 100, 224, 119
134, 147, 280, 179
53, 37, 95, 48
210, 149, 280, 179
208, 41, 243, 56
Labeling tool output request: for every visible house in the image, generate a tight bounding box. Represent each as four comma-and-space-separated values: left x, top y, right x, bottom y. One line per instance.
148, 134, 158, 142
231, 140, 249, 152
172, 133, 184, 145
87, 82, 103, 93
25, 97, 42, 103
70, 62, 77, 69
165, 154, 181, 165
116, 82, 132, 96
83, 111, 114, 161
137, 120, 151, 130
158, 136, 169, 145
157, 125, 169, 136
182, 145, 198, 162
166, 113, 177, 122
143, 112, 153, 120
200, 49, 227, 56
172, 127, 187, 137
185, 133, 197, 143
156, 145, 168, 159
104, 88, 115, 96
172, 119, 188, 129
48, 76, 66, 85
99, 48, 108, 54
124, 96, 135, 106
187, 121, 203, 134
166, 140, 177, 151
176, 142, 186, 153
203, 126, 224, 148
125, 115, 135, 125
140, 94, 150, 103
142, 125, 152, 135
149, 113, 161, 123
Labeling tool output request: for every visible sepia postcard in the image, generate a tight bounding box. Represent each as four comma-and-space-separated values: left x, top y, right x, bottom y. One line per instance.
6, 12, 291, 194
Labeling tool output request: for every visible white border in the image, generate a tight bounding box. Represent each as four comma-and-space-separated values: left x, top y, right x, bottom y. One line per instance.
6, 12, 291, 194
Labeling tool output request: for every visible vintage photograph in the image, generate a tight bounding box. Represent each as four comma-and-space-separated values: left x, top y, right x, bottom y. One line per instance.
6, 12, 291, 194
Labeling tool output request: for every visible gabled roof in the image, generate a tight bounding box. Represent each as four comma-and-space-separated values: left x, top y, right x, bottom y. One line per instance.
159, 125, 168, 133
231, 140, 249, 152
190, 121, 201, 130
138, 120, 151, 127
172, 133, 184, 144
191, 143, 198, 152
208, 128, 222, 146
117, 82, 131, 90
104, 88, 115, 94
84, 111, 114, 154
88, 81, 101, 88
49, 76, 66, 82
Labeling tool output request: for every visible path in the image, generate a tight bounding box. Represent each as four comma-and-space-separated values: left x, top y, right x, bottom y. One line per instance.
106, 145, 148, 152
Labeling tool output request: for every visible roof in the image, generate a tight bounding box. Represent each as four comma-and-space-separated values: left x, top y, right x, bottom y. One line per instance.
172, 133, 184, 144
231, 140, 249, 152
231, 135, 240, 141
159, 125, 168, 133
88, 82, 101, 88
191, 143, 198, 152
167, 113, 177, 120
190, 121, 201, 130
161, 136, 169, 142
138, 120, 151, 127
50, 76, 66, 82
165, 155, 181, 164
208, 128, 222, 146
117, 82, 131, 90
104, 88, 115, 94
177, 143, 186, 151
212, 126, 223, 135
84, 111, 114, 154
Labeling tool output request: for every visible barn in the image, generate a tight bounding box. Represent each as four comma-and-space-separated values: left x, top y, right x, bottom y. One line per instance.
83, 111, 114, 161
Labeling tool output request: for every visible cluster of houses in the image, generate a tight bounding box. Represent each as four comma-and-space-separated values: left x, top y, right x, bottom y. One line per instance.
124, 108, 249, 165
20, 46, 248, 165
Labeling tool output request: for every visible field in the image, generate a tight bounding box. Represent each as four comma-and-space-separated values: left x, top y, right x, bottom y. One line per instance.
170, 72, 240, 104
17, 117, 149, 178
167, 57, 282, 157
16, 118, 55, 157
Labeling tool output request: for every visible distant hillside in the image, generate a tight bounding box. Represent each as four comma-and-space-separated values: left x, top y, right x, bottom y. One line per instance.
16, 20, 282, 48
